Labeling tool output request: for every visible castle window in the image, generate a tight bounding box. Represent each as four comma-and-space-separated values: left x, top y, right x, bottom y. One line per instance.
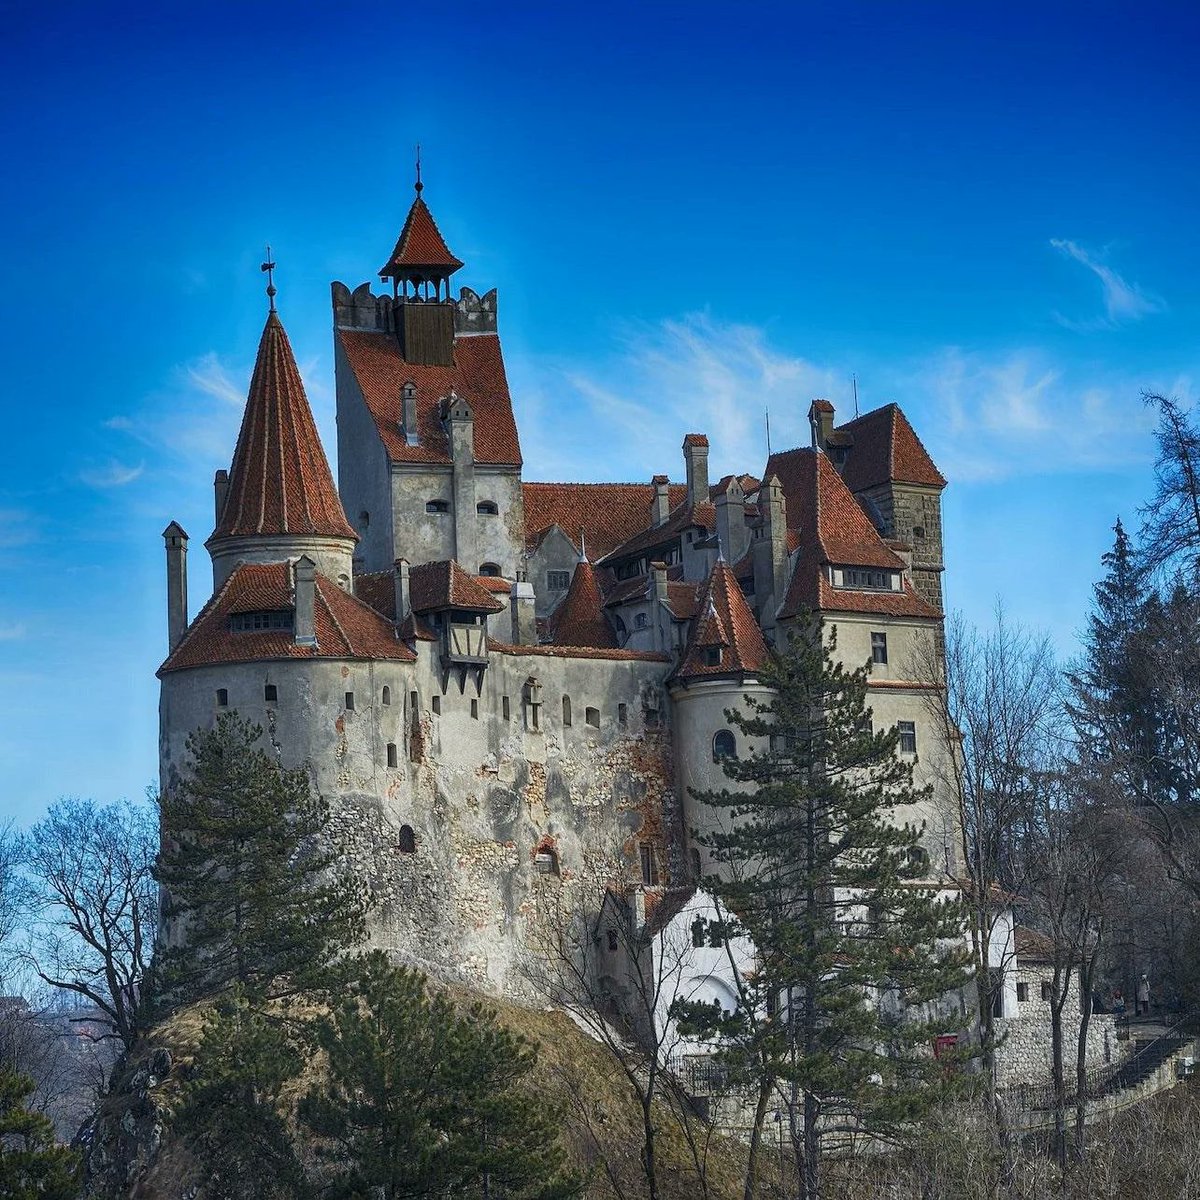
479, 562, 501, 576
264, 684, 277, 703
842, 567, 895, 591
398, 824, 416, 854
606, 929, 618, 952
585, 706, 600, 729
410, 691, 419, 723
470, 699, 478, 719
359, 510, 370, 528
713, 730, 736, 762
432, 696, 441, 716
913, 525, 926, 539
382, 686, 391, 706
691, 916, 706, 947
897, 721, 917, 754
425, 499, 450, 514
1041, 981, 1053, 1002
704, 646, 722, 667
345, 692, 355, 712
534, 847, 559, 876
562, 696, 572, 727
618, 703, 628, 727
476, 501, 499, 516
639, 844, 660, 887
547, 570, 570, 591
635, 613, 648, 629
871, 632, 888, 665
1017, 982, 1029, 1003
229, 609, 293, 633
502, 695, 511, 720
215, 688, 228, 708
386, 743, 398, 768
905, 845, 930, 876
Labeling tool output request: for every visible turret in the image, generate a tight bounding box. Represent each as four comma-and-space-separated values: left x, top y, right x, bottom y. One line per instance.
162, 522, 188, 652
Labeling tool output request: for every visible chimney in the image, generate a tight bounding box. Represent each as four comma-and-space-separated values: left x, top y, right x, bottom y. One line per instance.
393, 557, 411, 625
510, 571, 537, 645
808, 400, 835, 452
401, 381, 419, 445
652, 475, 671, 526
213, 469, 229, 525
294, 555, 318, 648
446, 391, 477, 570
651, 560, 670, 605
715, 477, 749, 564
683, 434, 709, 508
650, 561, 671, 654
162, 522, 189, 652
752, 475, 789, 631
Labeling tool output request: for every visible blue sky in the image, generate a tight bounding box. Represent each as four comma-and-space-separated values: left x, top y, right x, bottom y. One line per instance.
2, 2, 1197, 825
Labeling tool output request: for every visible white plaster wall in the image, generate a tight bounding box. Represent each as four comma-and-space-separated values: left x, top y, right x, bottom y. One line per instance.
472, 467, 525, 579
390, 465, 456, 566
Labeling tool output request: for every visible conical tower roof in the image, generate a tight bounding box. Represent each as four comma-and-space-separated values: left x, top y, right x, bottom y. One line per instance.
209, 312, 357, 543
379, 193, 464, 280
549, 558, 618, 649
675, 558, 769, 680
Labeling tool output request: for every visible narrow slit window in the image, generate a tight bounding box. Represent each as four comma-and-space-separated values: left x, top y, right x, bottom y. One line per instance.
386, 743, 398, 768
618, 702, 628, 727
432, 696, 441, 716
264, 684, 277, 703
606, 929, 618, 953
562, 696, 572, 727
382, 686, 391, 706
502, 695, 511, 720
470, 699, 479, 719
216, 688, 229, 708
345, 692, 355, 711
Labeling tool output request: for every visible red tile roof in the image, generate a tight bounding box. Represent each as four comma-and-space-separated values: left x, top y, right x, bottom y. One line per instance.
338, 329, 522, 467
159, 562, 415, 674
547, 559, 618, 649
475, 574, 513, 594
810, 398, 835, 413
599, 498, 716, 565
674, 559, 770, 681
408, 560, 505, 614
683, 433, 709, 447
836, 403, 946, 491
210, 313, 357, 544
1014, 926, 1056, 963
522, 482, 687, 558
378, 194, 464, 278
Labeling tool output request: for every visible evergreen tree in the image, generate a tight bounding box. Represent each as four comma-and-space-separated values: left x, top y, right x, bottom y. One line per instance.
300, 951, 581, 1200
154, 712, 366, 1005
0, 1067, 80, 1200
173, 987, 307, 1200
681, 618, 975, 1200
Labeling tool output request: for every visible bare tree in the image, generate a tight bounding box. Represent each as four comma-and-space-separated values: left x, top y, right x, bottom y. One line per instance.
0, 821, 20, 983
1139, 392, 1200, 579
20, 798, 157, 1050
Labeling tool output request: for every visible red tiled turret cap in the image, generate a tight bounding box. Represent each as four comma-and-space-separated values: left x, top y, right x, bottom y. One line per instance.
209, 312, 357, 543
548, 559, 618, 649
379, 192, 464, 281
674, 559, 769, 680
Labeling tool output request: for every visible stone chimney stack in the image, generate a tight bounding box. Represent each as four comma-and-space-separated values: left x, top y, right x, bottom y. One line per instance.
293, 555, 318, 648
162, 522, 189, 652
808, 400, 835, 452
652, 475, 671, 526
446, 391, 477, 570
213, 469, 229, 525
714, 477, 749, 565
752, 475, 789, 631
393, 557, 411, 625
510, 571, 537, 645
683, 434, 710, 508
401, 382, 419, 445
651, 560, 670, 606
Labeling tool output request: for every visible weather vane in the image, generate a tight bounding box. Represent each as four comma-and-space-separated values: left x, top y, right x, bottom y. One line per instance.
261, 245, 277, 312
415, 143, 423, 195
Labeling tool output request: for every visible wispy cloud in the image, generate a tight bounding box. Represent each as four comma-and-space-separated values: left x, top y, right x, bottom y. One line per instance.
511, 314, 1186, 488
1050, 238, 1164, 328
79, 459, 145, 489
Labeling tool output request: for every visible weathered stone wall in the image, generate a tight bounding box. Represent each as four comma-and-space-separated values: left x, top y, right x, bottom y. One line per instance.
856, 482, 944, 610
472, 466, 526, 579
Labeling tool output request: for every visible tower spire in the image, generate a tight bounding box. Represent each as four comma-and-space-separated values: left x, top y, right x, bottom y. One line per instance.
415, 143, 423, 195
261, 245, 277, 313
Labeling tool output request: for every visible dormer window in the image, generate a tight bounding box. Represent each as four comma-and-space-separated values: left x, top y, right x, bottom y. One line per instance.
426, 500, 450, 514
840, 567, 899, 592
229, 609, 293, 633
703, 646, 722, 667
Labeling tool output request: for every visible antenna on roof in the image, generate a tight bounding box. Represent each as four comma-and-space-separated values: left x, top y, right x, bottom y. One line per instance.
414, 143, 423, 195
765, 407, 772, 457
852, 373, 859, 418
261, 246, 277, 313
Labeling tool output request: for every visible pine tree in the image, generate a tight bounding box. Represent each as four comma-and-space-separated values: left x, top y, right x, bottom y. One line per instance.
173, 987, 307, 1200
0, 1067, 80, 1200
682, 618, 975, 1200
300, 951, 582, 1200
153, 712, 366, 1005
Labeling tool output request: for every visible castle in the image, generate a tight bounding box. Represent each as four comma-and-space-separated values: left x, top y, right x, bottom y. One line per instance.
157, 178, 958, 1001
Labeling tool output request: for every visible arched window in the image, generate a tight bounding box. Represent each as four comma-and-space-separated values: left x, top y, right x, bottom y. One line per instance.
476, 501, 499, 516
562, 696, 572, 727
479, 562, 501, 576
398, 825, 416, 854
713, 730, 736, 762
425, 499, 449, 514
381, 686, 391, 706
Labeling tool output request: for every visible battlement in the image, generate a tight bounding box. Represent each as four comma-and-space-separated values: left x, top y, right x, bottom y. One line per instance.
332, 282, 498, 336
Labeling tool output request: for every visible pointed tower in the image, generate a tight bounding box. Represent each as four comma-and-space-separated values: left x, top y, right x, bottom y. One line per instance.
378, 175, 462, 367
548, 556, 618, 649
206, 310, 357, 589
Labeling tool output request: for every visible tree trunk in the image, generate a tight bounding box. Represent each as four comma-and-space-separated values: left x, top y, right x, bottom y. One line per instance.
1073, 951, 1099, 1163
640, 1090, 659, 1200
742, 1072, 774, 1200
802, 1090, 821, 1200
1049, 971, 1067, 1175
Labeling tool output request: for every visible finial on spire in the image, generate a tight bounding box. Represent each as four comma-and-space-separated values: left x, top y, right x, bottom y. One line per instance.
261, 245, 277, 313
414, 143, 423, 195
579, 527, 587, 562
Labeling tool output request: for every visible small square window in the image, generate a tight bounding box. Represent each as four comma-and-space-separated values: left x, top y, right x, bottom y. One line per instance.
898, 721, 917, 754
1017, 982, 1029, 1003
345, 691, 355, 711
913, 525, 926, 539
216, 688, 228, 708
703, 646, 721, 667
264, 684, 277, 703
871, 632, 888, 665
